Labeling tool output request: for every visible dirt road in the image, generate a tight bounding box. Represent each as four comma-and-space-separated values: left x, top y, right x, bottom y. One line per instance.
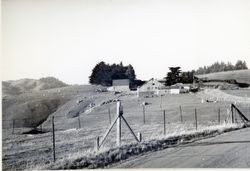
114, 127, 250, 168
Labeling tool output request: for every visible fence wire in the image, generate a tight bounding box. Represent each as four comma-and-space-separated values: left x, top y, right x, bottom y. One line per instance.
2, 102, 250, 171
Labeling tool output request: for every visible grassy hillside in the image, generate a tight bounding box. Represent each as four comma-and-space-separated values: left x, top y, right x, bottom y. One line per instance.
195, 69, 250, 84
2, 79, 106, 127
2, 77, 68, 96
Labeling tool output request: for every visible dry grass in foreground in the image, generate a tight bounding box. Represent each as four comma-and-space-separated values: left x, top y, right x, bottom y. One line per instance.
35, 123, 246, 170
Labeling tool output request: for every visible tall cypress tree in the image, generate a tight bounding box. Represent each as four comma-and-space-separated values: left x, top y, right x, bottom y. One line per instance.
165, 67, 181, 86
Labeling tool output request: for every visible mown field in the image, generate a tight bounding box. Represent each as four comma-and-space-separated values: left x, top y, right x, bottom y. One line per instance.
2, 89, 250, 170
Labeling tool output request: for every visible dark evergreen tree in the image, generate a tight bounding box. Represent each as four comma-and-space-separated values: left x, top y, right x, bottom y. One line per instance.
125, 64, 136, 87
89, 61, 108, 85
165, 67, 181, 86
235, 60, 248, 70
242, 60, 248, 69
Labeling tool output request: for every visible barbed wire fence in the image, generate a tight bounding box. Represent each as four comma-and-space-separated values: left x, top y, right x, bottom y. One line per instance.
3, 102, 250, 131
2, 100, 250, 164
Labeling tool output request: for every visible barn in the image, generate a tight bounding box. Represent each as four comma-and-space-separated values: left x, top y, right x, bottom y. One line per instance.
108, 79, 130, 92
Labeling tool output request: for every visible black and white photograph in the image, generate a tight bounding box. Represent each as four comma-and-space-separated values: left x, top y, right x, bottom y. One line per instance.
1, 0, 250, 170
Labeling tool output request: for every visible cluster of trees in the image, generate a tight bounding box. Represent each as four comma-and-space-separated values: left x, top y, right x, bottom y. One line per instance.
165, 67, 195, 86
180, 70, 195, 83
89, 61, 136, 86
195, 60, 248, 75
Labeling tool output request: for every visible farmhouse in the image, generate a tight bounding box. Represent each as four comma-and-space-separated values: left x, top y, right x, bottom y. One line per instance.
138, 78, 164, 91
137, 78, 165, 97
108, 79, 130, 92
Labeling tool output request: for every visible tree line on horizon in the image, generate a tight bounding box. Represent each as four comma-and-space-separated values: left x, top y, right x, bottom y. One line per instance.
195, 60, 248, 75
89, 60, 248, 87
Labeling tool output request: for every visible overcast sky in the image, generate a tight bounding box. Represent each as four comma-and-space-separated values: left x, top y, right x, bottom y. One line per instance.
2, 0, 250, 84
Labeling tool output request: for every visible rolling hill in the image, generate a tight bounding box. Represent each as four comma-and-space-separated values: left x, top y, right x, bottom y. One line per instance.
2, 77, 68, 96
194, 69, 250, 85
2, 77, 108, 128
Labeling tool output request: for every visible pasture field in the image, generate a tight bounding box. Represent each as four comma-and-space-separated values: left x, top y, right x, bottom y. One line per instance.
223, 89, 250, 97
2, 90, 250, 170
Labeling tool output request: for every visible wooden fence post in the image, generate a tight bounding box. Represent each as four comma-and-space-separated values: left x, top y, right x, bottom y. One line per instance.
138, 132, 142, 142
12, 119, 15, 134
108, 108, 111, 124
160, 95, 162, 109
52, 116, 56, 162
163, 110, 166, 135
117, 102, 121, 146
143, 105, 145, 124
78, 116, 81, 129
179, 106, 183, 123
96, 136, 100, 151
218, 107, 221, 124
195, 108, 197, 130
231, 104, 234, 123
